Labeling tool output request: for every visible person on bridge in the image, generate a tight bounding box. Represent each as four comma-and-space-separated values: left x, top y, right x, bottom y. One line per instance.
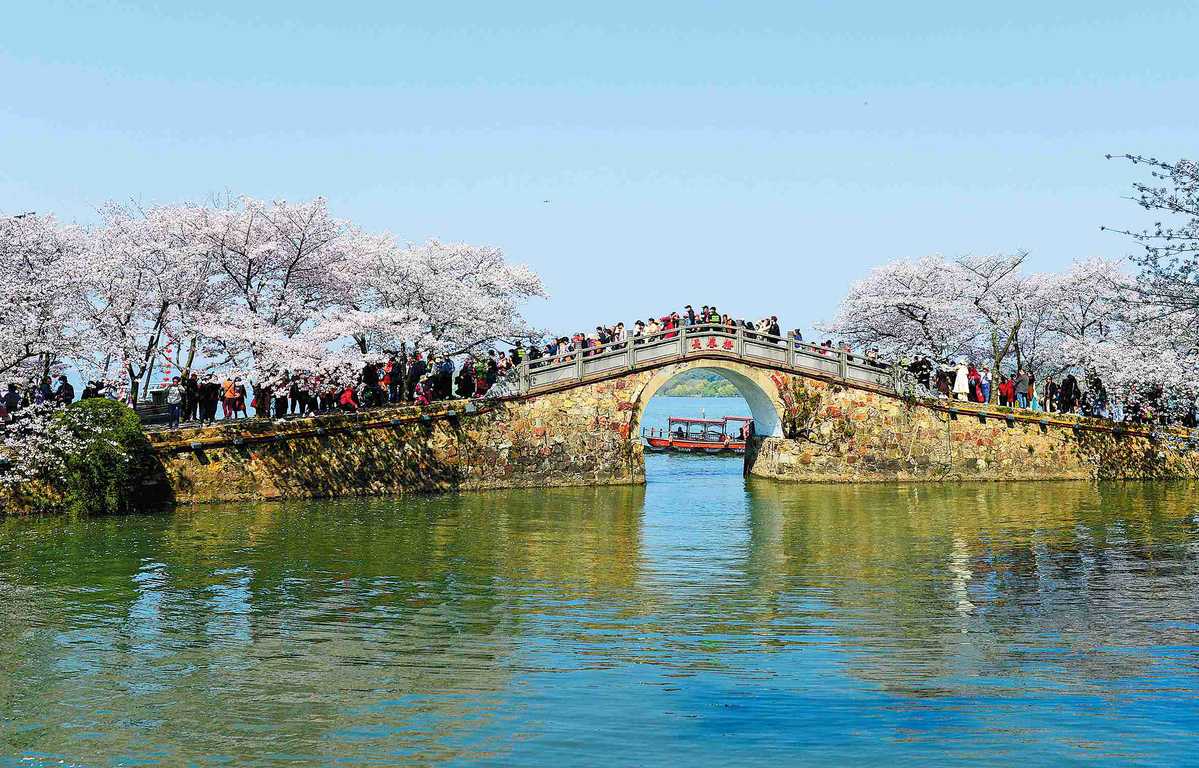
437, 354, 455, 399
1065, 376, 1084, 415
907, 355, 933, 390
998, 374, 1014, 407
383, 356, 398, 403
662, 314, 679, 340
1045, 377, 1059, 412
183, 373, 198, 422
486, 351, 499, 389
3, 384, 20, 416
967, 364, 984, 403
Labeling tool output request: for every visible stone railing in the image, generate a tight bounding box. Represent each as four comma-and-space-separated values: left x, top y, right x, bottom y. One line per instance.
519, 324, 897, 394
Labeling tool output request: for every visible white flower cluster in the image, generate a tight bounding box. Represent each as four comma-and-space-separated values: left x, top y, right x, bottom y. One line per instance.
0, 403, 123, 487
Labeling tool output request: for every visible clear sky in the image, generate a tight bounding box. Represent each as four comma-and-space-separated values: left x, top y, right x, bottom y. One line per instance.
3, 1, 1196, 338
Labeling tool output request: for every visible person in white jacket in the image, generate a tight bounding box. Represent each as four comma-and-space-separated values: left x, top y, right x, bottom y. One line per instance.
953, 361, 970, 401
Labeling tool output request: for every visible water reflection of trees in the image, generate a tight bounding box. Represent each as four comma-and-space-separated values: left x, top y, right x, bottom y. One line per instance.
0, 485, 646, 764
744, 480, 1199, 695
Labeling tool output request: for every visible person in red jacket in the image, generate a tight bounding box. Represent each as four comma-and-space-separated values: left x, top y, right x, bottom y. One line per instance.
967, 364, 983, 402
998, 376, 1015, 407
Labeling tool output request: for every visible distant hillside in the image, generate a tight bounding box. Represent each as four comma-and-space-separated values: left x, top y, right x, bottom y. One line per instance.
658, 370, 739, 397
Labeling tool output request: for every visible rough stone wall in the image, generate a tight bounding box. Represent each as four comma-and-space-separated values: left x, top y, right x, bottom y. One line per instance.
745, 375, 1199, 482
150, 405, 465, 504
150, 371, 658, 505
459, 371, 655, 490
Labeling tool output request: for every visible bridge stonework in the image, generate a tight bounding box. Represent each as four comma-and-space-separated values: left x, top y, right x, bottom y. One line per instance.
744, 375, 1199, 482
149, 352, 1199, 506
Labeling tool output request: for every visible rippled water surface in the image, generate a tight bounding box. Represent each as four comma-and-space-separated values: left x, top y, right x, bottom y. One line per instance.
3, 418, 1199, 765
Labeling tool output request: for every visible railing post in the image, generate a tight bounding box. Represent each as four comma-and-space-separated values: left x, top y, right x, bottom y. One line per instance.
575, 348, 584, 380
679, 326, 687, 358
735, 326, 744, 358
787, 338, 795, 369
838, 349, 849, 380
627, 337, 636, 369
519, 360, 529, 393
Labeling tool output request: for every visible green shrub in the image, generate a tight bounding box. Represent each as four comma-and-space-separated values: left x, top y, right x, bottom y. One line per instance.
56, 399, 171, 516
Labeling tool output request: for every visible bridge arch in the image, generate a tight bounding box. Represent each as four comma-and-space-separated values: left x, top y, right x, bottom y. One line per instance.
631, 359, 786, 439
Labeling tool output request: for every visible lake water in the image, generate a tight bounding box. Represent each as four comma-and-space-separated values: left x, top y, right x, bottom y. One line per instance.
2, 395, 1199, 766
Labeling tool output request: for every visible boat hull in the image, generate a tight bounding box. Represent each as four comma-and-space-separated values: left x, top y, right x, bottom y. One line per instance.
643, 437, 746, 454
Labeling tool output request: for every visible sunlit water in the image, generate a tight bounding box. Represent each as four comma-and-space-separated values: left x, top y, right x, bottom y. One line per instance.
3, 396, 1199, 766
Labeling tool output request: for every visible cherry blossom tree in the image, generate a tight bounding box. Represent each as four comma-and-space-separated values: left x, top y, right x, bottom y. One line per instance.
185, 196, 354, 382
822, 252, 1145, 404
820, 251, 1041, 398
1103, 154, 1199, 311
816, 256, 976, 362
81, 202, 220, 401
954, 251, 1038, 389
1014, 257, 1128, 379
1099, 154, 1199, 417
336, 239, 547, 358
0, 212, 89, 380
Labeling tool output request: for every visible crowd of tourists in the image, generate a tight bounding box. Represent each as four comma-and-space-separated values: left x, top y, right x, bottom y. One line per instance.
905, 356, 1178, 425
1, 303, 1192, 430
525, 304, 796, 364
0, 375, 121, 422
157, 349, 522, 428
0, 349, 523, 430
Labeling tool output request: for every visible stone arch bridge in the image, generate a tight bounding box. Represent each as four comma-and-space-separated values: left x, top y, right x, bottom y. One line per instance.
150, 325, 1199, 504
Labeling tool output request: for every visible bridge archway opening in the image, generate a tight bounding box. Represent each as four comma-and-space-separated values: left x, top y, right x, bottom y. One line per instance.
634, 363, 784, 467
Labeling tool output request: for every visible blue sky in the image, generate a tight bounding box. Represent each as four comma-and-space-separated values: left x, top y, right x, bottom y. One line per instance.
3, 1, 1197, 337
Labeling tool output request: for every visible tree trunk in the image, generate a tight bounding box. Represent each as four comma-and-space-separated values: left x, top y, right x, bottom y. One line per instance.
127, 364, 141, 406
139, 364, 156, 403
182, 336, 198, 377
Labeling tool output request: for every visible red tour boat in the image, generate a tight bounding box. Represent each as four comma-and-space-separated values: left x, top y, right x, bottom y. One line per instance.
643, 416, 754, 454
